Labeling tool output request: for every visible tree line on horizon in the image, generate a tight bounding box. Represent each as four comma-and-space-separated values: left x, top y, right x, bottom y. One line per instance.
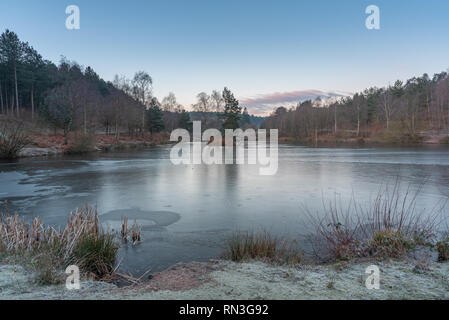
0, 29, 259, 144
261, 72, 449, 142
4, 28, 447, 145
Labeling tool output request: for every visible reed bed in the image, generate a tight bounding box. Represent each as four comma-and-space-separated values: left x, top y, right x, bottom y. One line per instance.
0, 205, 121, 283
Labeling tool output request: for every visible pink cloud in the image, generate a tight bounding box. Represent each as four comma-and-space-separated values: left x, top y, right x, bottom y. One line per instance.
239, 89, 351, 116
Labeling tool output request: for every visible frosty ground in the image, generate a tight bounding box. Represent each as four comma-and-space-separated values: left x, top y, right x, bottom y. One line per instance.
1, 259, 448, 300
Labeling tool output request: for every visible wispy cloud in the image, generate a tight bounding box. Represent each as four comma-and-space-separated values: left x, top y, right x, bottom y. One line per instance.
239, 89, 351, 116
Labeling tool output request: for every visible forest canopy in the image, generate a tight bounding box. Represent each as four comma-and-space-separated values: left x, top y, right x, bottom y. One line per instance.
261, 72, 449, 142
0, 29, 256, 143
2, 28, 448, 145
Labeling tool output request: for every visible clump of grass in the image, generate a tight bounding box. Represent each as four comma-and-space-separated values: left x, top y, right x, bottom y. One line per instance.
223, 230, 302, 265
0, 205, 120, 283
436, 237, 449, 262
69, 233, 118, 278
306, 181, 445, 262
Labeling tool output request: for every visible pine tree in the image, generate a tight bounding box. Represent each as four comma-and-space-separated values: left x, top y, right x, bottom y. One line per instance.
221, 87, 241, 130
0, 29, 23, 116
146, 105, 165, 134
178, 110, 192, 132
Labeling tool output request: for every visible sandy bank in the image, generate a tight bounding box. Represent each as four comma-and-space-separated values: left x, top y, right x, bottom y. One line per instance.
1, 259, 447, 300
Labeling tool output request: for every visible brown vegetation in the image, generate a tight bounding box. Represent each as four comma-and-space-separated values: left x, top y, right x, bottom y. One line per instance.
306, 182, 444, 262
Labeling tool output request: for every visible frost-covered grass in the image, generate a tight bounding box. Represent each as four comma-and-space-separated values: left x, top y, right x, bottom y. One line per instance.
0, 260, 448, 300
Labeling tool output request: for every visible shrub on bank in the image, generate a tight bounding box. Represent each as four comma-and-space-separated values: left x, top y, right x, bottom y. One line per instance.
65, 132, 96, 154
306, 182, 443, 262
0, 119, 30, 159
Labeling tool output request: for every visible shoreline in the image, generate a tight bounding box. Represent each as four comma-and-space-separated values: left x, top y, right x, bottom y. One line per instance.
14, 134, 449, 159
1, 258, 447, 300
14, 133, 173, 158
278, 135, 449, 147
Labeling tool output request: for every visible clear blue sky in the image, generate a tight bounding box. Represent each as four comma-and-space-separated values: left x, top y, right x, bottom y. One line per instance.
1, 0, 448, 114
